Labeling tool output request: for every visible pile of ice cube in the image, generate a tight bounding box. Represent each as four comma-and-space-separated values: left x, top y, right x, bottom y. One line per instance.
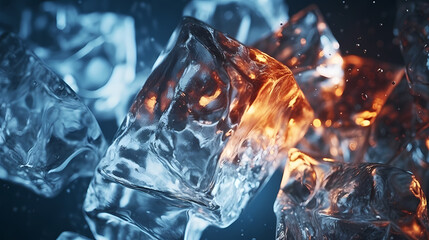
0, 0, 428, 239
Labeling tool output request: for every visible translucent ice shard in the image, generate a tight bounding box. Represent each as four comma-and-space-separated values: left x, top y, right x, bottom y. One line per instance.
275, 149, 429, 240
254, 5, 344, 117
395, 0, 429, 126
0, 33, 106, 197
183, 0, 289, 44
84, 17, 313, 239
299, 56, 403, 163
57, 232, 91, 240
19, 2, 138, 123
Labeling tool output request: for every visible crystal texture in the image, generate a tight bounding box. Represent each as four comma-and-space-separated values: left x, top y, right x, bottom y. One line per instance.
84, 17, 313, 239
254, 5, 344, 117
0, 33, 106, 197
19, 2, 139, 123
395, 0, 429, 126
298, 56, 404, 163
183, 0, 289, 44
57, 232, 91, 240
275, 149, 429, 240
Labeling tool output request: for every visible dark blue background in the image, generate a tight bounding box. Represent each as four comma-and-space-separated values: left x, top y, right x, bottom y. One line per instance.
0, 0, 402, 239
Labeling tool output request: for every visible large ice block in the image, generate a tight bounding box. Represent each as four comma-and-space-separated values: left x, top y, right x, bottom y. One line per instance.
19, 2, 139, 123
395, 0, 429, 127
298, 56, 404, 163
254, 5, 344, 117
84, 17, 313, 239
183, 0, 289, 44
275, 149, 429, 239
0, 33, 106, 197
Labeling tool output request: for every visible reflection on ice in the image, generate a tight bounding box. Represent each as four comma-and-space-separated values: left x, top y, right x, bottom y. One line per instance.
254, 5, 344, 117
298, 56, 403, 163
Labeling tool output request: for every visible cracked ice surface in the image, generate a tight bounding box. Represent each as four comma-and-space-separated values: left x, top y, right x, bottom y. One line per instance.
84, 17, 313, 239
0, 33, 106, 197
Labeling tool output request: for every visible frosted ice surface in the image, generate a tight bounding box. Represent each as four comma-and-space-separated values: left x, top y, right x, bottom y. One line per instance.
19, 2, 139, 123
0, 33, 106, 197
84, 17, 313, 239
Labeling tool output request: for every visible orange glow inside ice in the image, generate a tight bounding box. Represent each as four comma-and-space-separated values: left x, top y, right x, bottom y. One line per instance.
144, 95, 157, 114
199, 88, 222, 107
353, 111, 377, 127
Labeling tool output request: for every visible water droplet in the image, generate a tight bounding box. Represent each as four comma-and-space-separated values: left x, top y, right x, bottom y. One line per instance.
377, 68, 384, 73
361, 93, 368, 100
363, 49, 367, 54
392, 81, 396, 85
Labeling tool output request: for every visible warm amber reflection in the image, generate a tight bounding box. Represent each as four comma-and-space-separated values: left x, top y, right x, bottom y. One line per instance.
253, 5, 344, 119
199, 88, 222, 107
320, 55, 404, 128
218, 46, 314, 165
297, 55, 405, 163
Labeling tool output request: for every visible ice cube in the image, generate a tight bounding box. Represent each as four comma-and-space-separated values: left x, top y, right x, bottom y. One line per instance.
19, 2, 138, 123
254, 5, 344, 117
84, 17, 313, 239
393, 0, 429, 197
57, 232, 91, 240
183, 0, 289, 44
0, 33, 106, 197
275, 149, 429, 239
395, 0, 429, 127
298, 56, 404, 163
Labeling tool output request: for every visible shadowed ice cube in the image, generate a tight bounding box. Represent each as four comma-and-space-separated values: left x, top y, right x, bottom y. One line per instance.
0, 33, 107, 197
183, 0, 289, 44
84, 17, 313, 240
19, 2, 139, 124
395, 0, 429, 127
254, 5, 344, 117
393, 0, 429, 198
275, 149, 429, 239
